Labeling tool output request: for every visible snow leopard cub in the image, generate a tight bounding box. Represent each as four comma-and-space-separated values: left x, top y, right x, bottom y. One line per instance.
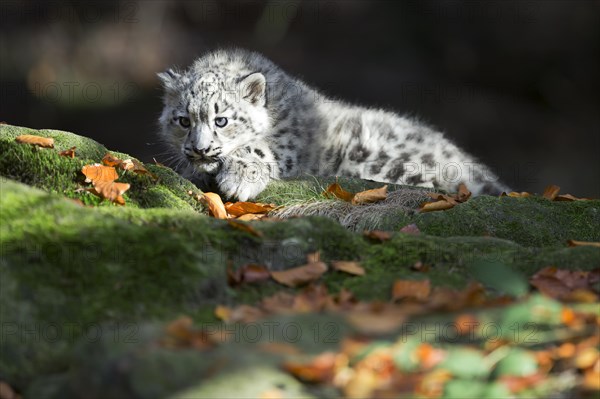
158, 48, 508, 201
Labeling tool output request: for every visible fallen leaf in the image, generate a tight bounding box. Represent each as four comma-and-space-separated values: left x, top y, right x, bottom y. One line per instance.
457, 183, 472, 202
214, 305, 232, 322
15, 134, 54, 148
417, 343, 447, 369
502, 191, 532, 198
81, 164, 119, 183
306, 251, 321, 264
271, 262, 328, 287
0, 381, 18, 399
283, 352, 337, 383
419, 200, 455, 213
400, 223, 420, 235
324, 182, 355, 202
530, 267, 599, 301
392, 279, 431, 302
567, 240, 600, 248
58, 146, 76, 158
555, 194, 589, 201
236, 213, 266, 221
122, 158, 158, 179
102, 153, 123, 167
543, 184, 561, 200
352, 185, 388, 205
331, 261, 366, 276
363, 230, 392, 242
88, 181, 130, 205
228, 263, 271, 285
227, 219, 263, 237
202, 192, 228, 219
225, 201, 275, 216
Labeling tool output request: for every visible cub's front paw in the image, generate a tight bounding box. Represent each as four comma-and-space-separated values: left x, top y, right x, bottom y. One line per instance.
216, 174, 268, 201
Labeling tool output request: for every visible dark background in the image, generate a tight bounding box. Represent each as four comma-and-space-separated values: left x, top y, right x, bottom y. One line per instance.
1, 0, 599, 196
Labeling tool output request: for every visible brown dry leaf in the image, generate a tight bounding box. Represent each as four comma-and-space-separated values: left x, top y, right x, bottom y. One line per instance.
102, 153, 123, 167
363, 230, 392, 242
416, 369, 452, 398
530, 267, 599, 301
58, 146, 76, 158
214, 305, 232, 322
555, 194, 590, 201
324, 182, 355, 202
352, 185, 388, 205
400, 223, 420, 235
163, 316, 213, 349
283, 352, 337, 383
225, 201, 275, 217
306, 251, 321, 264
457, 183, 472, 202
227, 219, 263, 237
228, 263, 271, 286
417, 343, 447, 369
502, 191, 532, 198
331, 261, 366, 276
583, 369, 600, 390
88, 181, 130, 205
419, 200, 455, 213
236, 213, 266, 221
202, 192, 228, 219
500, 374, 546, 394
121, 158, 158, 180
543, 184, 561, 200
392, 279, 431, 302
15, 134, 54, 148
271, 262, 328, 288
454, 314, 479, 336
567, 240, 600, 248
82, 164, 119, 183
343, 368, 379, 399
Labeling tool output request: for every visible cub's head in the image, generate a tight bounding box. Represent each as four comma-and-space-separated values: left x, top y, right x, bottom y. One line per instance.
157, 68, 270, 172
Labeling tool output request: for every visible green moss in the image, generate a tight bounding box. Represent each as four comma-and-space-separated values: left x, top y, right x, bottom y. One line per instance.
417, 196, 600, 247
0, 124, 205, 212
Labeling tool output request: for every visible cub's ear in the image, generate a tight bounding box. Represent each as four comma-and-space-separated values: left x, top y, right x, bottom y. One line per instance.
240, 72, 266, 106
157, 68, 181, 92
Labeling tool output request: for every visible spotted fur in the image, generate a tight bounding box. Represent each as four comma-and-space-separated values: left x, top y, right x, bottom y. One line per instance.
158, 49, 509, 201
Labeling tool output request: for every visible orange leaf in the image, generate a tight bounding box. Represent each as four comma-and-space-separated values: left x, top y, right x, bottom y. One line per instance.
419, 200, 455, 213
567, 240, 600, 248
88, 181, 130, 205
227, 219, 263, 237
457, 183, 472, 202
236, 213, 266, 221
15, 134, 54, 148
121, 158, 158, 179
324, 182, 355, 202
225, 201, 275, 216
543, 184, 561, 200
102, 153, 123, 167
363, 230, 392, 242
282, 352, 337, 383
82, 164, 119, 183
351, 185, 388, 205
392, 279, 431, 302
58, 146, 76, 158
270, 262, 328, 287
152, 157, 167, 167
202, 192, 228, 219
331, 261, 365, 276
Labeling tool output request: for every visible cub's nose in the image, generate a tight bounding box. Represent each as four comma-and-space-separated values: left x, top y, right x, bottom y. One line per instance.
183, 145, 209, 158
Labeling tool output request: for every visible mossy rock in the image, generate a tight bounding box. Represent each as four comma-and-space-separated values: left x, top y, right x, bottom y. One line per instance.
1, 124, 599, 397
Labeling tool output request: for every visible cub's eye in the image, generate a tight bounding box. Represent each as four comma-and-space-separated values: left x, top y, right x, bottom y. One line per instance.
178, 117, 191, 128
215, 117, 228, 128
